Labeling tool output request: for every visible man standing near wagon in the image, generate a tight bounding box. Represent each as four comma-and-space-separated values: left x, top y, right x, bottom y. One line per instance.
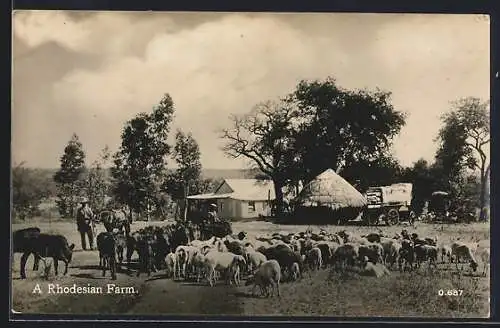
76, 197, 95, 250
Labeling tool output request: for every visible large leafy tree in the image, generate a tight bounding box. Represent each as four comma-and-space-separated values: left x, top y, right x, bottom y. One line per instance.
111, 94, 175, 220
53, 133, 86, 218
82, 145, 111, 212
289, 77, 407, 186
12, 162, 53, 220
164, 130, 205, 220
434, 97, 490, 220
220, 100, 300, 216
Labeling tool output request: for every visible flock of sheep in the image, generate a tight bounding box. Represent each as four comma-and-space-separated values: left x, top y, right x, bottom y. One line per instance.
96, 225, 490, 298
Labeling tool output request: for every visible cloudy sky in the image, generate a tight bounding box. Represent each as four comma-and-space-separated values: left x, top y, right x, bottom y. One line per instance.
12, 11, 490, 170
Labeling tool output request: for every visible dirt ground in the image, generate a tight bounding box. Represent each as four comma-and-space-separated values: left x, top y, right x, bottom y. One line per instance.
11, 219, 491, 317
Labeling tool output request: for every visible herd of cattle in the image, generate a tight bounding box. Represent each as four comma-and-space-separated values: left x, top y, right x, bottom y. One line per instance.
12, 220, 490, 298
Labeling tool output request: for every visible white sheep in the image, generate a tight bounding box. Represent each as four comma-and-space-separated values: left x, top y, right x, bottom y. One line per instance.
247, 250, 267, 273
306, 247, 322, 270
204, 251, 246, 287
451, 242, 478, 272
174, 245, 198, 279
290, 262, 301, 281
437, 244, 452, 264
360, 256, 391, 278
381, 239, 401, 269
247, 259, 281, 298
165, 252, 176, 278
476, 247, 490, 277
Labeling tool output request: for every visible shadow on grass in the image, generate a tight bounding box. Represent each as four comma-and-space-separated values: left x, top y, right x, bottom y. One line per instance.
72, 264, 101, 270
234, 290, 261, 299
70, 273, 102, 279
145, 274, 170, 282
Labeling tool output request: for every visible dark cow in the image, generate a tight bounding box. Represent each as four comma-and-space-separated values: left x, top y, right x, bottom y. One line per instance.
114, 231, 127, 264
136, 236, 155, 277
20, 234, 75, 278
13, 227, 42, 277
98, 209, 131, 236
97, 232, 117, 280
170, 224, 190, 251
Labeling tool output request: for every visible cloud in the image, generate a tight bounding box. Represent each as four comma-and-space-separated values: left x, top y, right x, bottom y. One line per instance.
12, 12, 490, 170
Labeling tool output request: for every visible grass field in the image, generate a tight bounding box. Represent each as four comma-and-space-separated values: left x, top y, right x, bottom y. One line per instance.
11, 219, 490, 318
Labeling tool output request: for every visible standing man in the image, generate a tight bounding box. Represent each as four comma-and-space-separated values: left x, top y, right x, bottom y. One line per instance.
207, 203, 219, 224
76, 197, 95, 250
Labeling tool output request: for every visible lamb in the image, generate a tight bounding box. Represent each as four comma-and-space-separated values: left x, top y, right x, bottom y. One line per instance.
414, 244, 438, 269
245, 259, 281, 298
247, 251, 267, 273
204, 251, 246, 287
314, 242, 333, 266
174, 245, 198, 280
358, 243, 384, 265
476, 247, 490, 277
191, 252, 208, 283
165, 252, 176, 278
437, 244, 452, 263
290, 262, 301, 281
451, 242, 479, 272
359, 256, 391, 278
380, 238, 401, 269
305, 247, 323, 270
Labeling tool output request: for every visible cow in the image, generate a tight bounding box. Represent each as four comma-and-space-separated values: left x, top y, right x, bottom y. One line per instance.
20, 234, 75, 278
12, 227, 41, 278
97, 232, 117, 280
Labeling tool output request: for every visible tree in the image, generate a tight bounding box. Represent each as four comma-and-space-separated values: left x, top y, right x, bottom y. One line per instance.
220, 100, 300, 216
164, 129, 204, 220
288, 77, 407, 185
12, 162, 52, 220
435, 97, 490, 221
53, 133, 86, 218
340, 152, 404, 193
82, 145, 111, 211
111, 94, 175, 220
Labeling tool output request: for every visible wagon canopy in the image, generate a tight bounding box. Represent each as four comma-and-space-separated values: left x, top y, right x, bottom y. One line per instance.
431, 191, 449, 196
296, 168, 367, 209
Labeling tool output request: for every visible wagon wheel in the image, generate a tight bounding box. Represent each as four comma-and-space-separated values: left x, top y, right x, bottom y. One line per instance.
385, 209, 400, 226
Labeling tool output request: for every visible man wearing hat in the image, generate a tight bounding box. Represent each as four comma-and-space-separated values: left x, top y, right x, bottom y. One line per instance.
76, 197, 95, 250
207, 203, 219, 224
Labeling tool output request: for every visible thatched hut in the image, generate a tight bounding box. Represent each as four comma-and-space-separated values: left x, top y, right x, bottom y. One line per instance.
292, 169, 367, 224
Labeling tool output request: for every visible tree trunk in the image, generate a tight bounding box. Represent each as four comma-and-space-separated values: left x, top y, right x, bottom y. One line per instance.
273, 179, 285, 217
183, 183, 189, 221
479, 164, 490, 222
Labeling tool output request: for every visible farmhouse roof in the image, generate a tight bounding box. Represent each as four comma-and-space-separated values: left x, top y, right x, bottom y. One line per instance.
223, 179, 276, 201
188, 179, 276, 201
186, 192, 232, 200
296, 169, 367, 208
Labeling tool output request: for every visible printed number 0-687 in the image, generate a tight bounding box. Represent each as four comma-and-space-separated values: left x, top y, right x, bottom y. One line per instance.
438, 289, 463, 296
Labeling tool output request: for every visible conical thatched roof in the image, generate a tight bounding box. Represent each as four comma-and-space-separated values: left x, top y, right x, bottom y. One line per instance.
296, 169, 367, 209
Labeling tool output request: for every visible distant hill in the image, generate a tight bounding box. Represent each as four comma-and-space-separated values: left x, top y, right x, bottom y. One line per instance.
17, 167, 266, 181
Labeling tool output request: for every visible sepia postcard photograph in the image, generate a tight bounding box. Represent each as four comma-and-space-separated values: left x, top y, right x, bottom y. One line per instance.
11, 11, 491, 318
